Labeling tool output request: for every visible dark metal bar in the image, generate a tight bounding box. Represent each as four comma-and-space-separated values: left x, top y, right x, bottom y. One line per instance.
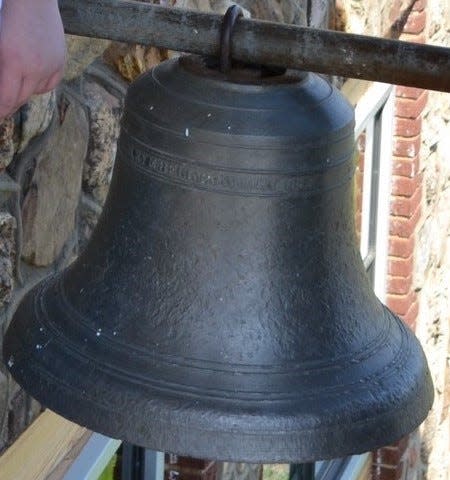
289, 463, 315, 480
59, 0, 450, 92
121, 443, 145, 480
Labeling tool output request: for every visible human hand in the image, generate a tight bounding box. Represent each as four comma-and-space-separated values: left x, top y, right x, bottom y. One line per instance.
0, 0, 65, 120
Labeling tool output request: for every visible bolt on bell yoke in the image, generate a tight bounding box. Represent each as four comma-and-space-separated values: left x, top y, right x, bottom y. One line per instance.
3, 7, 433, 464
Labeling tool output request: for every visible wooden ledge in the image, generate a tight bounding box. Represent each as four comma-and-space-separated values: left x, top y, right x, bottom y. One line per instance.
0, 410, 89, 480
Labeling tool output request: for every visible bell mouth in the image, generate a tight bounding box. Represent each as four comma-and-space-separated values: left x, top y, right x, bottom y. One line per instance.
4, 274, 434, 463
180, 54, 307, 85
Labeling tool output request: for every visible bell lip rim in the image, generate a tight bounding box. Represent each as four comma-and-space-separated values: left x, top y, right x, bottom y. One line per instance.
3, 293, 434, 463
2, 352, 434, 463
3, 274, 434, 455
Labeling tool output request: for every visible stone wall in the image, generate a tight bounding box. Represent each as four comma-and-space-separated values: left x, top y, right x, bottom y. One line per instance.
342, 0, 449, 479
413, 1, 450, 478
0, 43, 122, 452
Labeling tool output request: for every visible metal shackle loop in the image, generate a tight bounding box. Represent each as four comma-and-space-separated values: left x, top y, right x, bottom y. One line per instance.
219, 5, 244, 73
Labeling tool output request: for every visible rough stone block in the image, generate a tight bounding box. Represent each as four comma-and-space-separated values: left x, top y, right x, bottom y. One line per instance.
0, 212, 16, 306
81, 81, 122, 205
0, 370, 7, 451
174, 0, 212, 10
78, 194, 102, 252
0, 118, 15, 171
415, 207, 449, 287
21, 98, 88, 266
234, 0, 303, 22
65, 35, 112, 81
6, 389, 27, 447
17, 92, 56, 153
104, 43, 168, 83
0, 173, 20, 207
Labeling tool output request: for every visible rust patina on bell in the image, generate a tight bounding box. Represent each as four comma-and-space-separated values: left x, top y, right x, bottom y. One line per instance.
4, 55, 433, 463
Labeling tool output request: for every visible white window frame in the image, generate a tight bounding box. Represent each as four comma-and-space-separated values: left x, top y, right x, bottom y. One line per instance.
354, 82, 394, 301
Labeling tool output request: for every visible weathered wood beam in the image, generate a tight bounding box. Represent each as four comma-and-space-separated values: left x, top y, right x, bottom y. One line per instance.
59, 0, 450, 92
0, 410, 88, 480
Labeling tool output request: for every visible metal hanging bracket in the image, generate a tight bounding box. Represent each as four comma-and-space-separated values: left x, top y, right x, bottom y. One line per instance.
219, 5, 244, 73
59, 0, 450, 92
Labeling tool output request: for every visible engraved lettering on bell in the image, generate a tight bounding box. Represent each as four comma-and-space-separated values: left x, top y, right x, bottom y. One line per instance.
126, 141, 354, 196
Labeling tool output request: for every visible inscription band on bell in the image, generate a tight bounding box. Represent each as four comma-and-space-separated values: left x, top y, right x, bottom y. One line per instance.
121, 137, 355, 197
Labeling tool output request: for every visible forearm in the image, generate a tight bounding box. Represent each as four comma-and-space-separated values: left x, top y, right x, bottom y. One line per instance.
0, 0, 65, 119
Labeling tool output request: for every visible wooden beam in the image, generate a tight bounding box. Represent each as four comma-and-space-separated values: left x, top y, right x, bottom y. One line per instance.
0, 410, 89, 480
58, 0, 450, 92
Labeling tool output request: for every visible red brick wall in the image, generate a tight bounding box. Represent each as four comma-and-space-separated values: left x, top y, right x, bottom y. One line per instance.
165, 454, 218, 480
372, 1, 428, 479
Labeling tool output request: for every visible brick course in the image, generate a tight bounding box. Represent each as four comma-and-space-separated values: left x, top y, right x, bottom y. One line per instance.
396, 86, 424, 100
390, 186, 422, 217
393, 135, 421, 158
389, 204, 421, 237
387, 290, 417, 316
391, 173, 422, 197
373, 1, 427, 478
395, 91, 428, 118
391, 155, 420, 178
388, 236, 415, 258
394, 117, 422, 137
386, 274, 413, 295
373, 464, 404, 480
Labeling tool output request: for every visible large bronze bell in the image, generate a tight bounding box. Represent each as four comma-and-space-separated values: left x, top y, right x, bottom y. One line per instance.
4, 55, 433, 463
